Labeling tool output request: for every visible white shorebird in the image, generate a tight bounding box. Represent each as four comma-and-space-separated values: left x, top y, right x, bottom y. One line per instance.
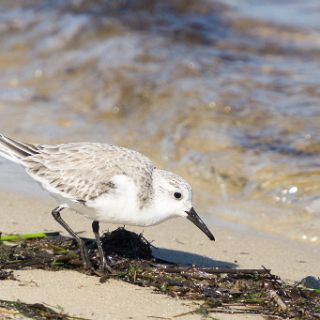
0, 133, 214, 271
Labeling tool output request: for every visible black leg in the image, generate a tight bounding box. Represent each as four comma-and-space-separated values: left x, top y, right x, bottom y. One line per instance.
92, 220, 113, 273
51, 206, 92, 269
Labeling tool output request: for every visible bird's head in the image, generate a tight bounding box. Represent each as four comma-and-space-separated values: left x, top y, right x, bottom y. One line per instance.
152, 169, 215, 241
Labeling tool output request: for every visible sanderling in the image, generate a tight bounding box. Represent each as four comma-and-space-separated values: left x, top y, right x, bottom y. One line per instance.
0, 133, 214, 271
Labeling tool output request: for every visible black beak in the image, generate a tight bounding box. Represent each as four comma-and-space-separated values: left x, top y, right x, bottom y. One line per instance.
186, 207, 215, 241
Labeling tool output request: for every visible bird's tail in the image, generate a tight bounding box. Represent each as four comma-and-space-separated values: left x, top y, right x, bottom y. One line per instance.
0, 133, 40, 164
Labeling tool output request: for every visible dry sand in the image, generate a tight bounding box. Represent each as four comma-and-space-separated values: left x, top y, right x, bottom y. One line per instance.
0, 189, 318, 320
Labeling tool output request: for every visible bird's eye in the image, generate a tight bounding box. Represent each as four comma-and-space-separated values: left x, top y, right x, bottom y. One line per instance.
174, 192, 182, 199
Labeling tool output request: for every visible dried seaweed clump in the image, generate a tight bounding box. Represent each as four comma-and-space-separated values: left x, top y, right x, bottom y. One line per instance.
101, 227, 152, 259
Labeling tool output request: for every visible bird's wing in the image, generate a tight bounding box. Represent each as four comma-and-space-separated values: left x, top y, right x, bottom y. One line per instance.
22, 143, 155, 202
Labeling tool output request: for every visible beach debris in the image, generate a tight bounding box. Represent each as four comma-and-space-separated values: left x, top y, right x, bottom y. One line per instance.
0, 299, 88, 320
0, 270, 14, 280
0, 228, 319, 319
301, 276, 320, 290
0, 232, 60, 242
101, 227, 152, 259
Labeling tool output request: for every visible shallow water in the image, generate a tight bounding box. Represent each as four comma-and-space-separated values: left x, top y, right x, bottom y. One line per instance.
0, 0, 319, 244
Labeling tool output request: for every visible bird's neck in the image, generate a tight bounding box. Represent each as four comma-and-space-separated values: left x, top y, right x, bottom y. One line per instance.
139, 197, 175, 226
138, 174, 175, 226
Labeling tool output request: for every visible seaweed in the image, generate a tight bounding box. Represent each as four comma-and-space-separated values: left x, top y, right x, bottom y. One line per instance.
0, 299, 88, 319
0, 228, 319, 319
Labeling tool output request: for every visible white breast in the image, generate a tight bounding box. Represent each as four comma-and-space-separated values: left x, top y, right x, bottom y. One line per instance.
86, 174, 143, 224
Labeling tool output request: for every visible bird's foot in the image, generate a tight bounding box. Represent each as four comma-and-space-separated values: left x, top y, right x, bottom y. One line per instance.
100, 258, 114, 274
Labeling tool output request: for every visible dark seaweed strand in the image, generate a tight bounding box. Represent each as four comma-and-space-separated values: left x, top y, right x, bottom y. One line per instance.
0, 299, 88, 320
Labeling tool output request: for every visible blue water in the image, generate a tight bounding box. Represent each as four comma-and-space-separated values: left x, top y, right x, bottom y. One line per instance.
223, 0, 320, 29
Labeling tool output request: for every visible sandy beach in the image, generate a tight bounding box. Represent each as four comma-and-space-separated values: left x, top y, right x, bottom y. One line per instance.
0, 188, 318, 320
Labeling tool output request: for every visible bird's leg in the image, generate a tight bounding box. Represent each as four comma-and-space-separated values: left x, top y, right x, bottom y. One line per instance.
51, 206, 92, 270
92, 220, 113, 273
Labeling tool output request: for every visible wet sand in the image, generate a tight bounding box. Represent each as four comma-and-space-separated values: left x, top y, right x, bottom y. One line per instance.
0, 189, 318, 320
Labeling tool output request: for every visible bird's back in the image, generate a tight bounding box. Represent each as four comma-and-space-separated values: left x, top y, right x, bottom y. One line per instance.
0, 135, 155, 204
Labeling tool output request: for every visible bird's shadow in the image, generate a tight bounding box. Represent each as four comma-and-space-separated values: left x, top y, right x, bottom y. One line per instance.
152, 246, 237, 269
